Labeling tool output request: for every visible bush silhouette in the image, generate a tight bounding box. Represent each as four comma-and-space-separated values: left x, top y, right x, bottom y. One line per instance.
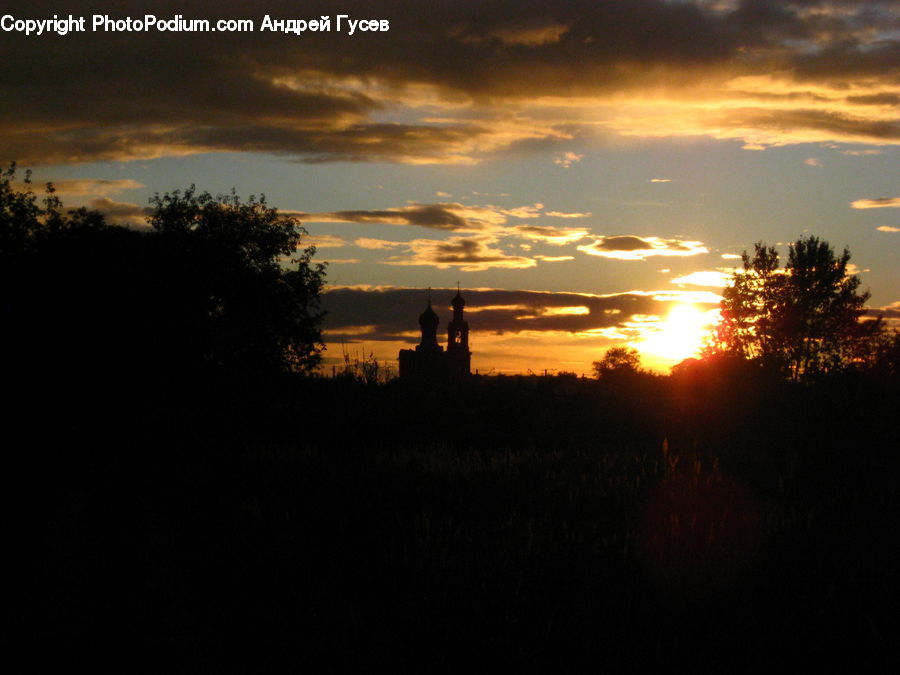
592, 345, 642, 379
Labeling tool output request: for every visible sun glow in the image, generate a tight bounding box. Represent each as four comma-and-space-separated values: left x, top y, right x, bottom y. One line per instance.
636, 304, 717, 363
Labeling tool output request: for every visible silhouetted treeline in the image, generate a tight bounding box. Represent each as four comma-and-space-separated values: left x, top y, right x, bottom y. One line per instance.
15, 370, 899, 671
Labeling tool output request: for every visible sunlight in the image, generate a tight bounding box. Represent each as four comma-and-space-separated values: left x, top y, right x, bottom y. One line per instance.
636, 304, 715, 362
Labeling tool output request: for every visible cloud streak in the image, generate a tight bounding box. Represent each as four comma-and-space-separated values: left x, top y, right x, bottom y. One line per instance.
18, 178, 145, 198
851, 197, 900, 209
384, 235, 537, 271
295, 202, 591, 244
670, 270, 733, 287
577, 235, 709, 260
85, 198, 152, 227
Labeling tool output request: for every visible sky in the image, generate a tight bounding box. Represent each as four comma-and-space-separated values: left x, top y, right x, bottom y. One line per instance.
4, 0, 898, 374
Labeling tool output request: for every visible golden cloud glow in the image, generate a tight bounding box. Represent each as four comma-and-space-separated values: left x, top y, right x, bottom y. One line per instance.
851, 198, 900, 209
545, 211, 592, 218
15, 178, 145, 198
670, 270, 733, 287
517, 305, 591, 319
306, 234, 349, 248
84, 198, 151, 227
508, 224, 590, 245
385, 235, 537, 271
554, 151, 584, 168
578, 236, 709, 260
354, 238, 407, 250
465, 304, 530, 313
650, 290, 722, 304
295, 202, 590, 237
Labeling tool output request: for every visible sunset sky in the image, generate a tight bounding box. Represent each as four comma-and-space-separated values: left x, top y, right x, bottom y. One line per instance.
4, 0, 898, 374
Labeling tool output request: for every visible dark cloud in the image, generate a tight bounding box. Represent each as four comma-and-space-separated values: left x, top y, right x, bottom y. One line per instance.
2, 0, 897, 164
86, 198, 152, 227
874, 302, 900, 319
846, 93, 900, 106
865, 301, 900, 329
321, 286, 719, 342
295, 204, 478, 231
594, 236, 656, 252
294, 203, 589, 242
714, 108, 900, 143
25, 178, 145, 197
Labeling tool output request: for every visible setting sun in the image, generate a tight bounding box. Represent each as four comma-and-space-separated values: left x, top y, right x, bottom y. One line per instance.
636, 304, 717, 363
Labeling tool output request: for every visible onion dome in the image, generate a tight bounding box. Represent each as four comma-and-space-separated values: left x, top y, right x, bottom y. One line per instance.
452, 289, 465, 310
419, 301, 439, 328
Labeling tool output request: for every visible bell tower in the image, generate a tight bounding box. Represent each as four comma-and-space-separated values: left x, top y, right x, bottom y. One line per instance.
446, 283, 471, 377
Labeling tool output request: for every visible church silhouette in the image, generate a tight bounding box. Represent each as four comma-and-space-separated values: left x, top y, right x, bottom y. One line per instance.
398, 288, 471, 380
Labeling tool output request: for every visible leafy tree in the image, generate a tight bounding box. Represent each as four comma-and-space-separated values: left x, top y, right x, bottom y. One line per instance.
147, 186, 327, 374
1, 167, 327, 429
710, 235, 881, 381
592, 345, 642, 379
0, 163, 40, 258
1, 164, 130, 425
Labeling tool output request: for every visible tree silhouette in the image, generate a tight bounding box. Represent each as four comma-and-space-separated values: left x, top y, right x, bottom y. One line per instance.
148, 186, 327, 375
1, 166, 327, 429
593, 345, 642, 379
710, 235, 882, 381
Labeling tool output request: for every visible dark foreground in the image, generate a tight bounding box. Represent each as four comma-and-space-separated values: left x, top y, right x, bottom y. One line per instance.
12, 373, 900, 671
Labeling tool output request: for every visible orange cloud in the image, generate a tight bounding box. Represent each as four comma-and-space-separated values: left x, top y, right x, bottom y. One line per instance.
670, 270, 733, 287
545, 211, 592, 219
85, 198, 151, 228
354, 238, 407, 250
851, 198, 900, 209
293, 201, 577, 233
305, 234, 349, 248
554, 151, 584, 168
16, 178, 144, 198
507, 224, 590, 245
385, 235, 537, 271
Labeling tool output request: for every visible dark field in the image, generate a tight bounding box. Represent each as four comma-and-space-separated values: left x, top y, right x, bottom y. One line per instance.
16, 373, 900, 671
